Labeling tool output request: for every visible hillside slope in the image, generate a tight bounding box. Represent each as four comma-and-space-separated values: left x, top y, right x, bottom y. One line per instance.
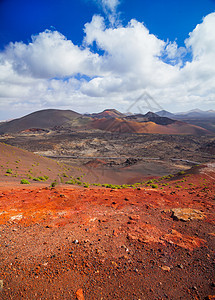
0, 109, 81, 134
90, 117, 211, 135
0, 142, 79, 186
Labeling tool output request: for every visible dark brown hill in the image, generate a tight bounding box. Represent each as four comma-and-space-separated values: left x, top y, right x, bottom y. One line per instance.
0, 109, 81, 134
125, 112, 175, 125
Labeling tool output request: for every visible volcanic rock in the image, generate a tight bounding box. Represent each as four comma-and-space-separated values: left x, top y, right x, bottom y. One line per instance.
171, 208, 205, 221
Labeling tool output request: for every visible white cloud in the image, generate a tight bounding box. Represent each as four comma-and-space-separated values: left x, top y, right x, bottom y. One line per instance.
0, 12, 215, 120
84, 16, 179, 91
185, 13, 215, 59
101, 0, 119, 13
94, 0, 120, 25
3, 30, 101, 78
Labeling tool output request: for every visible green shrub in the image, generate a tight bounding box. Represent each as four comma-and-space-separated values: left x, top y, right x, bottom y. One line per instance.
178, 171, 185, 175
147, 180, 154, 184
50, 181, 57, 188
33, 177, 41, 181
93, 183, 101, 186
65, 180, 75, 185
33, 176, 49, 182
6, 169, 12, 174
20, 179, 30, 184
151, 184, 158, 188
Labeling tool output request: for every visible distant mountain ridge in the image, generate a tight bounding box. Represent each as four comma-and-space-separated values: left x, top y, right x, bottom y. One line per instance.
0, 108, 213, 136
156, 109, 215, 133
156, 109, 215, 119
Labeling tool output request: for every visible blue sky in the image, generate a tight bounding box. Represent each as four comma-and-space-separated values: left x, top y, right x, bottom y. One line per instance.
1, 0, 214, 48
0, 0, 215, 119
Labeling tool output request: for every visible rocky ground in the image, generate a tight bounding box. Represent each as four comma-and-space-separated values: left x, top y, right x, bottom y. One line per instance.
0, 163, 214, 299
1, 131, 214, 163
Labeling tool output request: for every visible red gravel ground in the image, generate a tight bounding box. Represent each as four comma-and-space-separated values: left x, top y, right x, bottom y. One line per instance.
0, 163, 215, 299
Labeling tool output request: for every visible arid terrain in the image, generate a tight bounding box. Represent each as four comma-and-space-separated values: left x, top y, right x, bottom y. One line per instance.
0, 109, 215, 299
1, 129, 215, 184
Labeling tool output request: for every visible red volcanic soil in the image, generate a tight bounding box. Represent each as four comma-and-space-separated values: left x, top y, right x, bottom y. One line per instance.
20, 128, 49, 134
0, 164, 214, 299
90, 118, 210, 135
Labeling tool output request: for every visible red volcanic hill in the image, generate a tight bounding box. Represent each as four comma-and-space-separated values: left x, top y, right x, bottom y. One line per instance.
85, 109, 126, 119
87, 110, 211, 135
0, 109, 81, 134
90, 117, 211, 135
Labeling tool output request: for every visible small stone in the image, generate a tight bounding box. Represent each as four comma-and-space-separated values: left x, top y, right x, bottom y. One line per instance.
74, 240, 79, 244
161, 266, 171, 272
76, 288, 85, 300
0, 280, 3, 291
129, 215, 140, 221
177, 264, 184, 269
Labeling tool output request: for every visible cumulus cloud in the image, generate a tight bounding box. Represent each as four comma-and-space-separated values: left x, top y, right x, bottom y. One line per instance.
0, 12, 215, 119
83, 15, 179, 92
3, 30, 101, 78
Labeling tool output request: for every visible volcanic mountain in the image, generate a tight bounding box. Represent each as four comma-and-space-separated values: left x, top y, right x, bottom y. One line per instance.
0, 109, 81, 134
125, 112, 175, 125
90, 117, 210, 135
85, 109, 125, 119
0, 109, 212, 136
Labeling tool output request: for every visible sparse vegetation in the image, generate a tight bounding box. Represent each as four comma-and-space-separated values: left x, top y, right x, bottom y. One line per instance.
151, 184, 158, 188
50, 181, 57, 188
20, 179, 30, 184
33, 176, 49, 182
6, 169, 13, 174
178, 170, 185, 175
